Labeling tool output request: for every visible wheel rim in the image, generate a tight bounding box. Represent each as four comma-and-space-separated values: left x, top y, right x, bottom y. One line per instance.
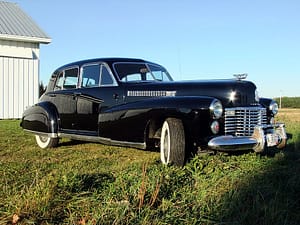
35, 135, 51, 148
160, 121, 171, 164
39, 136, 49, 143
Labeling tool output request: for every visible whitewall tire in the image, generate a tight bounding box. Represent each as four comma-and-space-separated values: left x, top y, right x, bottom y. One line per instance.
160, 118, 185, 166
35, 135, 58, 149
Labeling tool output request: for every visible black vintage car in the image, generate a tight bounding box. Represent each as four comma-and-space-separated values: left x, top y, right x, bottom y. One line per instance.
21, 58, 287, 166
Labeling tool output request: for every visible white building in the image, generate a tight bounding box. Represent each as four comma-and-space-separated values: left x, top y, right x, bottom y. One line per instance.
0, 1, 51, 119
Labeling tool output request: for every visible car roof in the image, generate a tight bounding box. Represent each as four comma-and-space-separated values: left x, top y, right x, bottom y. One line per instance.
54, 57, 156, 72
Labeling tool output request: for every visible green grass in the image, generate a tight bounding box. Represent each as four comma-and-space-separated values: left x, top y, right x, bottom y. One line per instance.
0, 109, 300, 225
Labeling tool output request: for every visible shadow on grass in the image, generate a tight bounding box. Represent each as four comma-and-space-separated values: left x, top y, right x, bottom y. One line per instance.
58, 139, 88, 147
46, 172, 115, 224
209, 138, 300, 225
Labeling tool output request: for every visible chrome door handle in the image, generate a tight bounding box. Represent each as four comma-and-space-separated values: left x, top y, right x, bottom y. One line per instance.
73, 92, 82, 96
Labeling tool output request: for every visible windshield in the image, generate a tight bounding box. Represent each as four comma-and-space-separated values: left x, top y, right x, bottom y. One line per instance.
114, 62, 173, 82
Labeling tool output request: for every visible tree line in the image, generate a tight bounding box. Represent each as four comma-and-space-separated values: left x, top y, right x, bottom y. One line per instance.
274, 97, 300, 108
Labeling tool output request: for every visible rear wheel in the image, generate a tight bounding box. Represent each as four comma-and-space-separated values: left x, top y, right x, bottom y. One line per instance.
160, 118, 185, 166
35, 135, 59, 149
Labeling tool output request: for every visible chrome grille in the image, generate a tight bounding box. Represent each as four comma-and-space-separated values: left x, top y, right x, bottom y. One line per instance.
225, 107, 267, 136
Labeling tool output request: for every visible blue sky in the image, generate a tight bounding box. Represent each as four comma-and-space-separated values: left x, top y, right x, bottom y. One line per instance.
12, 0, 300, 97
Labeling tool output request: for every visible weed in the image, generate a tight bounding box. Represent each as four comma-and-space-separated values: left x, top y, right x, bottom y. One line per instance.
0, 109, 299, 224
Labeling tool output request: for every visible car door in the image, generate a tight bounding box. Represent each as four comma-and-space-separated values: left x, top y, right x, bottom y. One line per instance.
76, 62, 121, 133
46, 67, 79, 131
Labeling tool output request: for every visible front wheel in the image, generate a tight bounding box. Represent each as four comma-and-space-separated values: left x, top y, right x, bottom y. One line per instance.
160, 118, 185, 166
35, 135, 59, 149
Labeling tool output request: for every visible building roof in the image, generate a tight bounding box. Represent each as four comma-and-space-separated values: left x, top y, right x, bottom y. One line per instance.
0, 1, 51, 43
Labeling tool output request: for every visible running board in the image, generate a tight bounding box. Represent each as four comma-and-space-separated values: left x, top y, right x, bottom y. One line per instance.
58, 132, 147, 150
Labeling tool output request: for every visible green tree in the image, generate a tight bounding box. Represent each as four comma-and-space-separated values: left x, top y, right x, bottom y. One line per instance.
39, 81, 46, 97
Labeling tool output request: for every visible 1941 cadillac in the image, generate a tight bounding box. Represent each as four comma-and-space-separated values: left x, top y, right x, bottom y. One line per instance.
21, 58, 287, 166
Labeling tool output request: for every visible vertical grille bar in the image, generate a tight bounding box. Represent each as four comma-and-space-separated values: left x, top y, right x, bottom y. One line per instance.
225, 107, 267, 136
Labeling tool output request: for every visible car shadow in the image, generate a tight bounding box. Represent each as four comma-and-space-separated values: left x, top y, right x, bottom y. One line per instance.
47, 172, 115, 223
57, 139, 89, 147
207, 136, 300, 224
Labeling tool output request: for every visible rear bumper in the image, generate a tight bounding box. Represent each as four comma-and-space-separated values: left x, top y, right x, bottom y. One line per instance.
208, 123, 287, 152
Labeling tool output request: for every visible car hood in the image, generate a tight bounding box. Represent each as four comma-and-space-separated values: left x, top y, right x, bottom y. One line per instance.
124, 79, 258, 107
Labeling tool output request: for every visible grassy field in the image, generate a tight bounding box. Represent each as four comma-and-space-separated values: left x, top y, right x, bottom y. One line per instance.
0, 109, 299, 225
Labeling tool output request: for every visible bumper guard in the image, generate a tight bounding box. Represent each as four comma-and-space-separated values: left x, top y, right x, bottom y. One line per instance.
208, 123, 287, 152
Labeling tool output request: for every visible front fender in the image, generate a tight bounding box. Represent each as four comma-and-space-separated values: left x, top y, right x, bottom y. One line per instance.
105, 96, 217, 114
99, 96, 217, 142
21, 101, 59, 135
259, 98, 273, 109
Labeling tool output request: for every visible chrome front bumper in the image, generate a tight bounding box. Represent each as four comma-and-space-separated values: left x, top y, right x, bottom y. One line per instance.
208, 123, 287, 152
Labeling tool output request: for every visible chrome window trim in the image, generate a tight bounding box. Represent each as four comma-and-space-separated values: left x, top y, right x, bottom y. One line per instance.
99, 64, 118, 87
79, 61, 118, 88
112, 62, 173, 82
54, 65, 80, 90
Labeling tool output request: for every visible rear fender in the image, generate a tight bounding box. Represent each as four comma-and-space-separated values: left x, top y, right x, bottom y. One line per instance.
21, 101, 59, 135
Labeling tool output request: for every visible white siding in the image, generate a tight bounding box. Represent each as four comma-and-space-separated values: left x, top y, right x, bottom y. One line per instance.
0, 40, 40, 119
0, 58, 3, 118
0, 1, 51, 119
0, 40, 39, 59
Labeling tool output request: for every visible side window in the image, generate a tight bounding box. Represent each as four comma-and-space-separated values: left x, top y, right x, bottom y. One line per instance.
54, 67, 79, 90
54, 72, 64, 90
121, 73, 141, 82
100, 65, 114, 86
81, 64, 100, 87
64, 68, 79, 89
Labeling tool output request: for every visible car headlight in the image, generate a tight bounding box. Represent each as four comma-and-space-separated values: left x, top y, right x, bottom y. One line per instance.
269, 100, 279, 115
255, 89, 259, 102
210, 100, 223, 119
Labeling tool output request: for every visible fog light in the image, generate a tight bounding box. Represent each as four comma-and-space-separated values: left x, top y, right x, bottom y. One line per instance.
211, 121, 220, 134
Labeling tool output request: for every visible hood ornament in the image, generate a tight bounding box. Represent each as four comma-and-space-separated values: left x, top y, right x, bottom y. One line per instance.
233, 73, 248, 81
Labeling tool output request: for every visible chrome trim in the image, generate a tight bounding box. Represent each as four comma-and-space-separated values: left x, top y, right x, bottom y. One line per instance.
77, 94, 104, 104
58, 133, 146, 149
209, 99, 223, 119
208, 135, 258, 151
23, 129, 146, 149
112, 62, 173, 82
79, 62, 118, 88
127, 90, 176, 97
225, 107, 267, 136
56, 65, 80, 90
208, 123, 287, 152
269, 100, 279, 115
252, 125, 265, 152
23, 129, 58, 138
233, 73, 248, 80
255, 89, 259, 102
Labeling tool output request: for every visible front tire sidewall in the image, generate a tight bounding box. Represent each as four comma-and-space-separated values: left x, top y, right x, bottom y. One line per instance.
160, 121, 171, 164
160, 118, 185, 166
